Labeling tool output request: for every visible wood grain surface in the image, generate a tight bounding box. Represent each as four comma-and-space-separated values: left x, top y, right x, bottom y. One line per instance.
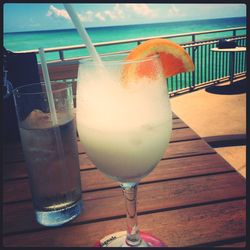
3, 114, 246, 247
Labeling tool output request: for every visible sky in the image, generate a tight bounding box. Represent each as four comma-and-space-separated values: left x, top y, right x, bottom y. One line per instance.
3, 3, 246, 33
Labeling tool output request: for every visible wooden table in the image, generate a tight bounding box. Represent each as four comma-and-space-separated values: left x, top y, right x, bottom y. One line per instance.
211, 47, 246, 84
3, 113, 246, 247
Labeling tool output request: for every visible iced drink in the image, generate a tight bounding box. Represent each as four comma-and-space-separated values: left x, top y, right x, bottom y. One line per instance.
77, 55, 172, 183
20, 110, 81, 211
13, 83, 83, 227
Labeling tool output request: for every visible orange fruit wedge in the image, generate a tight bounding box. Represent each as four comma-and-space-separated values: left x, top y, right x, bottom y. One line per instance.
122, 38, 194, 84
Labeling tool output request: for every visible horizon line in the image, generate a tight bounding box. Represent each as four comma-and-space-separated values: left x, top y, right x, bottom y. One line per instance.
4, 16, 246, 34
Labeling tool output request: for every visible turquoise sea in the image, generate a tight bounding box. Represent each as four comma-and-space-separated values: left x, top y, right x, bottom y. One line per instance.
4, 16, 246, 62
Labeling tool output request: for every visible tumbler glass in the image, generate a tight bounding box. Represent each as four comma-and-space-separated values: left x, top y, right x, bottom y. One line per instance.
13, 82, 83, 227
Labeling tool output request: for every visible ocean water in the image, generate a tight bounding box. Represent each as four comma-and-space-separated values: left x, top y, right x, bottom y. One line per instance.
4, 17, 246, 62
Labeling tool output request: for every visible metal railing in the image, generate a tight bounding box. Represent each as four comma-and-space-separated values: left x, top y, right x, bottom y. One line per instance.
17, 26, 247, 95
168, 36, 246, 94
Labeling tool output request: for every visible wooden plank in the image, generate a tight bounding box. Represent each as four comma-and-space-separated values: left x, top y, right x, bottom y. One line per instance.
170, 127, 199, 142
3, 152, 238, 203
218, 241, 246, 247
3, 126, 200, 180
172, 117, 188, 128
163, 138, 214, 159
3, 162, 27, 181
3, 199, 246, 247
38, 63, 78, 81
172, 112, 178, 119
203, 134, 246, 147
3, 144, 24, 163
3, 172, 245, 234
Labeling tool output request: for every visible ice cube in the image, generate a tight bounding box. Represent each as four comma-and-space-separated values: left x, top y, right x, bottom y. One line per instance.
23, 109, 52, 129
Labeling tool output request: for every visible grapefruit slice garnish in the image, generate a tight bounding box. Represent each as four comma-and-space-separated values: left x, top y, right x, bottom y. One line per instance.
121, 38, 194, 84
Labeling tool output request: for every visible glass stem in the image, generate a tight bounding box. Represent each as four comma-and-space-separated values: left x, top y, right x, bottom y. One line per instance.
120, 182, 142, 247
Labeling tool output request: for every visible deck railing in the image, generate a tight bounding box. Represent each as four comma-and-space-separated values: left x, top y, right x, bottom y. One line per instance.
169, 35, 246, 94
17, 26, 246, 95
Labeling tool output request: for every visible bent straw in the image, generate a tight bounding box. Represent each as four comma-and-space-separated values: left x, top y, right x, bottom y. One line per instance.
39, 47, 58, 126
64, 4, 103, 65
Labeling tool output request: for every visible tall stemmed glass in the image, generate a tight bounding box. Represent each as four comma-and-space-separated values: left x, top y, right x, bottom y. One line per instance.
76, 54, 172, 247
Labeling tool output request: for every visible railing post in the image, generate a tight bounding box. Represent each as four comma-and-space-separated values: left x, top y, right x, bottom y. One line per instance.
229, 51, 235, 84
190, 34, 196, 91
233, 29, 236, 38
59, 50, 64, 61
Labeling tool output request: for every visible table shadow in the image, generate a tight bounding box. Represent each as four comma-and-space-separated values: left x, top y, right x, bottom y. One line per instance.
205, 79, 246, 95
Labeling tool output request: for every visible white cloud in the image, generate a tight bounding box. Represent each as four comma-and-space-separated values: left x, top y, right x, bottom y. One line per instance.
47, 5, 94, 23
47, 5, 70, 20
80, 10, 94, 22
113, 4, 125, 19
102, 4, 124, 21
167, 4, 185, 18
104, 10, 117, 20
124, 4, 157, 18
46, 4, 158, 25
95, 12, 106, 21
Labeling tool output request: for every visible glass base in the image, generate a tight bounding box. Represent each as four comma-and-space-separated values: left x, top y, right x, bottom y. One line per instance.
95, 231, 166, 247
35, 199, 83, 227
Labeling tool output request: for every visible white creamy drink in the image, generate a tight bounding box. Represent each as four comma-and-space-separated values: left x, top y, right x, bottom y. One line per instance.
77, 57, 172, 183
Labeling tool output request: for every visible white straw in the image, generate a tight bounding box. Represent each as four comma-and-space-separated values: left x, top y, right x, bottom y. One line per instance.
39, 47, 58, 126
39, 48, 68, 188
64, 4, 103, 65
